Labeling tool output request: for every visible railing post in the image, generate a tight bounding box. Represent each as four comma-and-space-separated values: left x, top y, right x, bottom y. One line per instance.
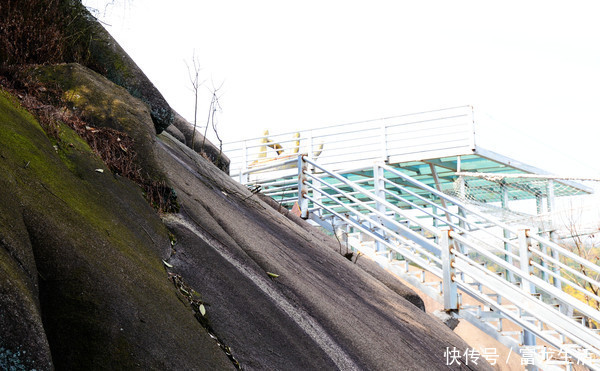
546, 179, 556, 229
307, 131, 314, 164
298, 155, 309, 219
313, 174, 322, 219
501, 183, 515, 282
441, 230, 458, 310
240, 140, 248, 184
374, 164, 387, 253
518, 229, 536, 294
518, 229, 537, 350
380, 122, 388, 163
548, 231, 562, 290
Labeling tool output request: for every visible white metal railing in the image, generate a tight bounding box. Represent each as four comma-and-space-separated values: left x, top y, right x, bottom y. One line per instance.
295, 155, 600, 370
224, 106, 475, 183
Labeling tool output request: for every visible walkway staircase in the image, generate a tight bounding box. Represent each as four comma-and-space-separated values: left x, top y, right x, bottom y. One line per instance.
224, 107, 600, 370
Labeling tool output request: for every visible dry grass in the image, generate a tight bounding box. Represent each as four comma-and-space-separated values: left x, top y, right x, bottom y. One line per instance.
0, 70, 178, 213
1, 0, 66, 66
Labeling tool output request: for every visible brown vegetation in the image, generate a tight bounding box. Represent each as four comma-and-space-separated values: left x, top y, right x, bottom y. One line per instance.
0, 0, 96, 67
0, 70, 178, 213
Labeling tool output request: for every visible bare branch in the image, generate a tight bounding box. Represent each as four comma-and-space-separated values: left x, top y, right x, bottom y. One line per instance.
185, 50, 205, 150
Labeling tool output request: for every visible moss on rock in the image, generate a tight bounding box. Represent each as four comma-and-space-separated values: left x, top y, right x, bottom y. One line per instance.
0, 88, 234, 369
28, 63, 165, 181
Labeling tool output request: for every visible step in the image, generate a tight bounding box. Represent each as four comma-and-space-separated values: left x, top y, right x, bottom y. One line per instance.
500, 330, 522, 338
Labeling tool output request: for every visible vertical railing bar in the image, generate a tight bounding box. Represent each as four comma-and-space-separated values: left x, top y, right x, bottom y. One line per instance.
442, 230, 458, 310
298, 155, 309, 219
518, 229, 538, 351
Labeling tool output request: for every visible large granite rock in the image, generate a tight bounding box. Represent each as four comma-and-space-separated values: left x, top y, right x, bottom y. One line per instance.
0, 90, 233, 370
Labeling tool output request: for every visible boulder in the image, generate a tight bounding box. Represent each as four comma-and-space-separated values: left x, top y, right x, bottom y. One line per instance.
0, 90, 233, 370
29, 63, 165, 181
63, 0, 174, 134
165, 124, 186, 144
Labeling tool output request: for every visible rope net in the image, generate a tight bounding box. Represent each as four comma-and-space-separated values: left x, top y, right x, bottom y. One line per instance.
444, 173, 597, 232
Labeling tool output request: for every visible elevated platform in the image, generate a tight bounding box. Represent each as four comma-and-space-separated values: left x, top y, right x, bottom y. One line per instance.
224, 105, 592, 214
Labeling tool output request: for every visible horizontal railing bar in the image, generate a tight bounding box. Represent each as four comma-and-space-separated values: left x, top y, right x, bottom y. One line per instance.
305, 172, 441, 255
530, 261, 600, 304
263, 189, 297, 198
529, 247, 600, 289
307, 196, 443, 274
385, 128, 471, 144
456, 171, 600, 182
529, 234, 600, 277
260, 178, 298, 188
381, 164, 521, 235
223, 105, 472, 145
313, 157, 381, 168
454, 255, 600, 362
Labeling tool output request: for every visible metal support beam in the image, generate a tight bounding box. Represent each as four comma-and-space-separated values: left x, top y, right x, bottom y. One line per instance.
380, 122, 388, 163
441, 230, 458, 310
518, 229, 537, 358
298, 155, 309, 219
374, 165, 387, 253
501, 183, 515, 282
546, 179, 556, 230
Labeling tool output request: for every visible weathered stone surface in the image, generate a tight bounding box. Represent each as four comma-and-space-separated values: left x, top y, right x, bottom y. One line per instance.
0, 90, 233, 370
156, 132, 492, 370
30, 63, 165, 181
257, 192, 427, 312
165, 124, 186, 144
0, 178, 52, 371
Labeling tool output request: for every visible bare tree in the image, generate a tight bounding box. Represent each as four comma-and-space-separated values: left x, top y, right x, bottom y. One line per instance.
185, 51, 204, 150
558, 205, 600, 329
563, 214, 600, 311
202, 81, 224, 156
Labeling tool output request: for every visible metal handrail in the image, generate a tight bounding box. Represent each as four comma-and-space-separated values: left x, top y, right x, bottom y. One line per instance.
225, 106, 475, 179
223, 105, 473, 146
381, 163, 600, 291
297, 155, 600, 367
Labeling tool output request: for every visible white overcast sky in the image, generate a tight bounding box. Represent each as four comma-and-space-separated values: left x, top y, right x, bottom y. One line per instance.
82, 0, 600, 176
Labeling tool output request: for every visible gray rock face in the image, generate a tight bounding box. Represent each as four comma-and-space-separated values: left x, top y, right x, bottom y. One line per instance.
156, 133, 492, 370
0, 92, 233, 370
165, 124, 186, 144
